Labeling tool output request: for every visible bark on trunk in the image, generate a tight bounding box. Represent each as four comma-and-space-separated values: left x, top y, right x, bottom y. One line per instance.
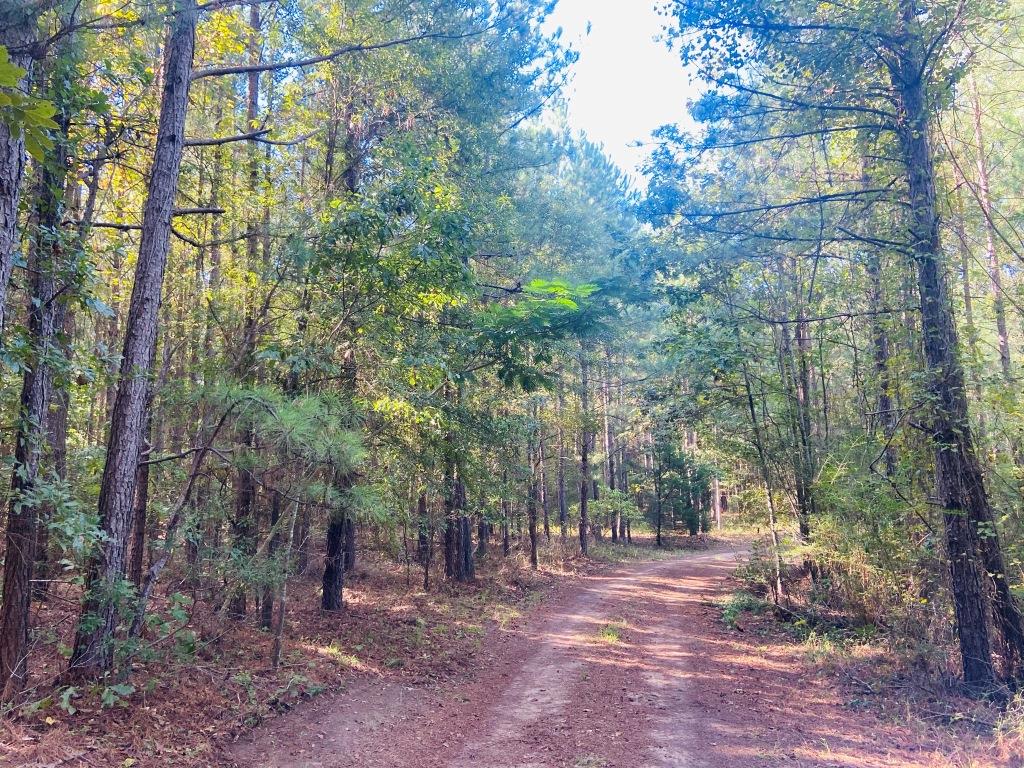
0, 4, 38, 336
731, 302, 785, 603
227, 430, 256, 619
556, 386, 569, 538
969, 77, 1011, 380
867, 248, 898, 476
417, 493, 430, 565
501, 499, 511, 557
539, 425, 550, 541
128, 408, 153, 588
777, 269, 815, 541
896, 56, 1024, 683
528, 434, 540, 569
603, 353, 618, 543
654, 463, 663, 547
260, 490, 281, 629
322, 512, 346, 611
0, 111, 70, 700
578, 348, 591, 557
70, 0, 197, 678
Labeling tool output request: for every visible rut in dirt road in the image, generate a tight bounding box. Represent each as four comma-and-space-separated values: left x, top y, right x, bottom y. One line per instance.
229, 545, 951, 768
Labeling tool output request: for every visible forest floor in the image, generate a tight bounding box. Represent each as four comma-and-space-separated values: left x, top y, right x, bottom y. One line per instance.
2, 536, 1018, 767
228, 540, 1016, 768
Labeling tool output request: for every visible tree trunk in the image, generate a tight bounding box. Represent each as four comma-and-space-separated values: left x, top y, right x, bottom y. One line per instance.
619, 448, 628, 540
0, 4, 38, 336
322, 511, 346, 611
0, 107, 71, 700
70, 0, 197, 679
34, 373, 69, 602
969, 77, 1010, 380
528, 433, 540, 569
34, 46, 86, 605
227, 430, 257, 619
501, 499, 511, 556
731, 300, 785, 603
128, 406, 153, 588
417, 493, 430, 565
556, 386, 569, 538
296, 507, 310, 574
539, 422, 551, 541
953, 183, 986, 424
777, 273, 814, 542
712, 476, 722, 530
460, 512, 474, 580
896, 58, 1024, 683
866, 247, 898, 476
578, 348, 591, 557
603, 352, 618, 542
444, 491, 458, 579
260, 490, 281, 629
477, 516, 488, 557
270, 500, 298, 668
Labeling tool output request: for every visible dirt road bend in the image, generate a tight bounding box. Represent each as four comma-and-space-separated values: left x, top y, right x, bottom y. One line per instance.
229, 544, 957, 768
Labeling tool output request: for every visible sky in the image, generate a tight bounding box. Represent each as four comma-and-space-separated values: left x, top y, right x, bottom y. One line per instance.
543, 0, 697, 183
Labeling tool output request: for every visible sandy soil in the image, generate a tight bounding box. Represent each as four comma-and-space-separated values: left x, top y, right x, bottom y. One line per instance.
228, 543, 1000, 768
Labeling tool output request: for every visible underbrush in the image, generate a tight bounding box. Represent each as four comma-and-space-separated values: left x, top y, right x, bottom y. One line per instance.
721, 590, 769, 628
723, 537, 1023, 764
589, 528, 713, 563
0, 538, 582, 767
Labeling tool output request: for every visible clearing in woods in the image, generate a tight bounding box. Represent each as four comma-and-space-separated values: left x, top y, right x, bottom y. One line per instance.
230, 543, 978, 768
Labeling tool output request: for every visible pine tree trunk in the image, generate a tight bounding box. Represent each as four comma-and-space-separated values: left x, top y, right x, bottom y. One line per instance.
777, 270, 814, 542
228, 430, 257, 619
619, 449, 628, 540
539, 424, 550, 541
459, 511, 474, 580
322, 512, 346, 611
0, 4, 38, 336
603, 352, 618, 542
0, 108, 71, 700
896, 56, 1024, 683
128, 421, 152, 588
70, 0, 197, 678
260, 490, 281, 629
557, 386, 569, 538
866, 248, 898, 476
731, 302, 785, 602
417, 493, 430, 565
528, 432, 540, 569
477, 516, 488, 557
969, 77, 1011, 380
296, 507, 310, 574
654, 465, 663, 547
953, 184, 986, 426
501, 499, 511, 556
578, 348, 591, 557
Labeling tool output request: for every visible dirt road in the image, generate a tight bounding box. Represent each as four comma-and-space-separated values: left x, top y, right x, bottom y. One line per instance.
228, 544, 963, 768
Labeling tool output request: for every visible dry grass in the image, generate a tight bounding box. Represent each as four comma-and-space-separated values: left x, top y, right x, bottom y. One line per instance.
723, 563, 1024, 767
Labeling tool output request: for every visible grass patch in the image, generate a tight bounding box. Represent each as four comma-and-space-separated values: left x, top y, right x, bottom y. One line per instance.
315, 642, 361, 668
721, 591, 769, 629
589, 540, 688, 564
491, 604, 522, 629
594, 620, 627, 644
